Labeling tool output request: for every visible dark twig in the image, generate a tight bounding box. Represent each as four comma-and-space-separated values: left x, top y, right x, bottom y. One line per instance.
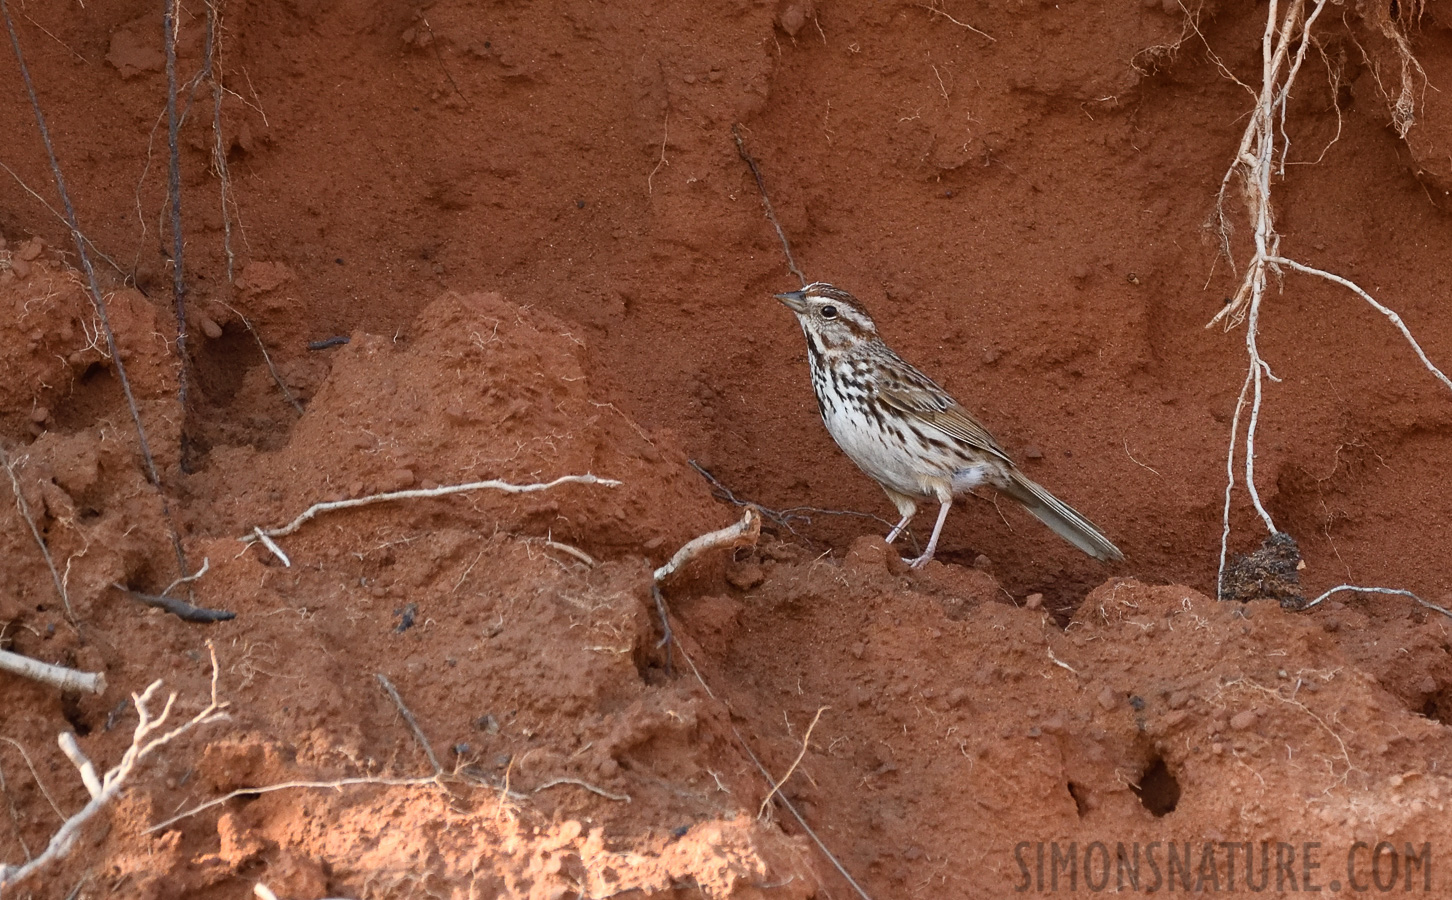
113, 584, 235, 623
376, 674, 443, 774
420, 16, 470, 108
688, 460, 900, 538
307, 336, 350, 351
2, 0, 191, 582
732, 124, 807, 287
164, 0, 192, 418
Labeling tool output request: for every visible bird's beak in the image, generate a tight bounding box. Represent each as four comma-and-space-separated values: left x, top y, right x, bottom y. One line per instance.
775, 290, 808, 313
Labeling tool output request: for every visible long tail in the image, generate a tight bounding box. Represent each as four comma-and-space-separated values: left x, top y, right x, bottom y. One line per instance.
1000, 470, 1123, 562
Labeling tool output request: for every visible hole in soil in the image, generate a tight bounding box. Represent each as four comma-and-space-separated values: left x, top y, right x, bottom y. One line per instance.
1131, 756, 1180, 817
1067, 781, 1090, 818
60, 692, 92, 737
1419, 691, 1451, 727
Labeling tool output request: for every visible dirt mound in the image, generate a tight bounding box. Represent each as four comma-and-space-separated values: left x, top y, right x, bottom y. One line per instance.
4, 1, 1452, 898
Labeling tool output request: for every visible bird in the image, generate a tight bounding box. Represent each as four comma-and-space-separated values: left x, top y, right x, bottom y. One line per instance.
775, 282, 1122, 568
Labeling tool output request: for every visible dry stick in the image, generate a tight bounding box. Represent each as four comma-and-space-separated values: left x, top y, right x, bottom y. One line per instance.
0, 644, 227, 889
0, 649, 105, 695
164, 0, 192, 419
0, 447, 72, 622
651, 509, 762, 673
732, 124, 807, 287
244, 474, 620, 548
757, 706, 826, 818
1, 0, 191, 584
1302, 585, 1452, 619
652, 508, 762, 584
376, 674, 442, 775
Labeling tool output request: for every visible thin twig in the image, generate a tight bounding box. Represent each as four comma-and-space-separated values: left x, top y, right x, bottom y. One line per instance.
207, 0, 235, 286
245, 473, 621, 542
160, 557, 209, 597
732, 124, 807, 287
532, 777, 631, 802
0, 650, 105, 694
1, 446, 72, 622
648, 110, 668, 195
207, 299, 305, 414
1, 0, 190, 582
146, 776, 442, 834
919, 2, 995, 41
251, 527, 291, 566
689, 460, 900, 539
376, 674, 442, 774
1300, 584, 1452, 619
757, 707, 826, 818
0, 763, 31, 861
540, 539, 596, 568
0, 738, 62, 821
0, 160, 128, 277
1267, 257, 1452, 393
651, 583, 673, 673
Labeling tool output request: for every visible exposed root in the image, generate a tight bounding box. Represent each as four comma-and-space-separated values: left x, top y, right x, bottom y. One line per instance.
0, 649, 105, 694
243, 473, 622, 563
0, 644, 227, 889
1204, 0, 1450, 594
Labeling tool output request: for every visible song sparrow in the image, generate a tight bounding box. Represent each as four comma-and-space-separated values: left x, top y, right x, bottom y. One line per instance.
776, 283, 1122, 568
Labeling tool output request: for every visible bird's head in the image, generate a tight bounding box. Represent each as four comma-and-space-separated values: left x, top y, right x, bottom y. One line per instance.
775, 283, 879, 352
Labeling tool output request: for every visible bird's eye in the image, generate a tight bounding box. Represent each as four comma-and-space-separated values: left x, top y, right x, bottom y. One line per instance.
820, 305, 838, 319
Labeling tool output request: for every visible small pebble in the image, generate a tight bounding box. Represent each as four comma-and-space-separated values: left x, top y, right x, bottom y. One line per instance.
200, 316, 224, 339
1097, 687, 1118, 710
1024, 593, 1043, 610
1230, 710, 1257, 731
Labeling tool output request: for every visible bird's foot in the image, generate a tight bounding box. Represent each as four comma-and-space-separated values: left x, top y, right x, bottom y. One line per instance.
905, 552, 935, 569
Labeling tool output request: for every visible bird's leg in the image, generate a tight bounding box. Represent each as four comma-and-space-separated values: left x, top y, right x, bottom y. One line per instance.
885, 511, 913, 544
883, 490, 917, 544
907, 497, 953, 568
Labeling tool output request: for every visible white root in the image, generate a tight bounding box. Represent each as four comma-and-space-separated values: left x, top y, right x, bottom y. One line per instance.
0, 649, 105, 695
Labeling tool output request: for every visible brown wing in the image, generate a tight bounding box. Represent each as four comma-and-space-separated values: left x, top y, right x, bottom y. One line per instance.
872, 354, 1014, 464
